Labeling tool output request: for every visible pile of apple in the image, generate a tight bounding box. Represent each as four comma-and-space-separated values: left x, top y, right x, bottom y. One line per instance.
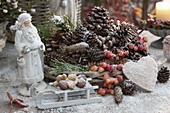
91, 61, 123, 73
97, 74, 123, 96
125, 36, 148, 51
90, 61, 124, 96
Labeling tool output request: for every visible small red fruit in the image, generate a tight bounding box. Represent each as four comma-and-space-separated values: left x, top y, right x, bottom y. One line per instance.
143, 37, 148, 42
110, 77, 115, 84
100, 88, 106, 96
140, 39, 144, 44
129, 43, 135, 49
106, 65, 114, 71
104, 51, 109, 57
108, 89, 114, 95
100, 62, 107, 68
91, 65, 98, 71
124, 51, 129, 56
103, 88, 108, 94
136, 36, 141, 40
103, 82, 107, 87
106, 78, 111, 84
103, 74, 109, 81
143, 45, 148, 50
98, 67, 105, 73
116, 64, 123, 71
116, 75, 123, 82
138, 45, 144, 51
97, 88, 102, 94
106, 52, 115, 58
118, 51, 124, 57
113, 78, 119, 85
107, 83, 113, 89
134, 46, 138, 51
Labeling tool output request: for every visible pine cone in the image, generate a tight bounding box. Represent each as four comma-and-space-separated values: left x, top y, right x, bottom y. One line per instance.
121, 80, 136, 95
157, 66, 170, 83
114, 86, 123, 104
83, 6, 110, 37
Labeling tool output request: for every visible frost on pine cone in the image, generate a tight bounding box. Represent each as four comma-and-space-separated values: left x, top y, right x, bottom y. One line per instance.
121, 80, 136, 95
114, 86, 123, 104
157, 66, 170, 83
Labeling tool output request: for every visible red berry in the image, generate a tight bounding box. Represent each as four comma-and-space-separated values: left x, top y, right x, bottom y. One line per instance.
124, 51, 129, 56
143, 45, 148, 50
98, 67, 105, 73
116, 75, 123, 82
113, 78, 119, 85
100, 62, 107, 68
138, 45, 144, 51
103, 88, 108, 94
103, 82, 107, 87
134, 46, 138, 51
143, 37, 148, 42
100, 88, 106, 96
136, 36, 141, 40
97, 88, 102, 94
105, 65, 113, 71
107, 83, 113, 89
104, 51, 109, 57
118, 51, 124, 57
116, 64, 123, 71
108, 89, 114, 95
110, 77, 115, 84
106, 78, 111, 84
103, 74, 109, 81
91, 65, 98, 71
129, 43, 135, 49
106, 52, 115, 58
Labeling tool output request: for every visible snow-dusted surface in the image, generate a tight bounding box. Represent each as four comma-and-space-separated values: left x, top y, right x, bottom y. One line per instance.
1, 31, 170, 113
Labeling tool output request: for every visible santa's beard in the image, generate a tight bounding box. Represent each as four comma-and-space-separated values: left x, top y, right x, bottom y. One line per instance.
22, 24, 37, 43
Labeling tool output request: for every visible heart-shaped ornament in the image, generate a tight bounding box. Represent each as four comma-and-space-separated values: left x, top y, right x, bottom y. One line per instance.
123, 56, 158, 92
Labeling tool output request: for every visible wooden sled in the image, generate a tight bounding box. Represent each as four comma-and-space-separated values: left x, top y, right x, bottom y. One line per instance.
31, 81, 102, 109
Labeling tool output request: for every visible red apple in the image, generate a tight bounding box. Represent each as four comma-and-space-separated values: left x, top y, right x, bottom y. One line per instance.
143, 45, 148, 50
138, 45, 144, 51
90, 65, 98, 71
97, 88, 102, 94
106, 52, 115, 58
103, 88, 108, 94
103, 82, 107, 87
104, 51, 109, 57
105, 65, 110, 71
100, 88, 106, 96
143, 37, 148, 42
116, 64, 123, 71
113, 78, 119, 85
98, 67, 105, 73
136, 36, 141, 40
103, 74, 109, 81
118, 51, 124, 57
129, 43, 135, 49
108, 89, 114, 95
106, 78, 111, 84
140, 39, 144, 44
107, 83, 113, 89
124, 51, 129, 56
110, 77, 115, 84
100, 62, 107, 68
134, 46, 138, 51
116, 75, 123, 82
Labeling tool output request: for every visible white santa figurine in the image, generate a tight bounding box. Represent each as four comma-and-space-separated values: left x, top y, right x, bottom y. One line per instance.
14, 13, 46, 96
